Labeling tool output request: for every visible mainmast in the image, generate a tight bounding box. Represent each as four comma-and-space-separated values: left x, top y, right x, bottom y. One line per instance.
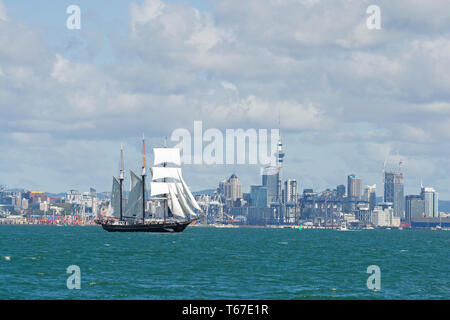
276, 113, 285, 224
142, 135, 146, 224
163, 137, 168, 223
119, 145, 124, 221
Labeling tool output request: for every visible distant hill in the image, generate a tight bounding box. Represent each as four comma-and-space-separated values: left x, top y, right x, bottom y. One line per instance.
377, 197, 450, 213
47, 193, 66, 198
192, 189, 216, 196
439, 200, 450, 212
5, 188, 25, 193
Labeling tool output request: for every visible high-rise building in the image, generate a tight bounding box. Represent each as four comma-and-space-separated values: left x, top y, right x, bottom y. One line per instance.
347, 174, 362, 200
262, 167, 279, 204
223, 174, 242, 202
283, 179, 298, 204
276, 133, 285, 204
405, 195, 424, 222
250, 185, 268, 208
384, 172, 404, 218
364, 184, 377, 211
421, 187, 439, 218
336, 185, 345, 199
218, 180, 227, 194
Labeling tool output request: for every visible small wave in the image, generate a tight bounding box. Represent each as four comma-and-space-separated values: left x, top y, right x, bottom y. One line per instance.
24, 257, 37, 261
104, 244, 111, 247
278, 241, 288, 245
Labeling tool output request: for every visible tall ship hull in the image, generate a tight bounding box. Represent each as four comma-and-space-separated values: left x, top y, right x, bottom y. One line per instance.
100, 218, 200, 233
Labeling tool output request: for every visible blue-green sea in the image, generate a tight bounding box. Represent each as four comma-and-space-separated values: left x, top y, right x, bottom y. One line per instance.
0, 226, 449, 300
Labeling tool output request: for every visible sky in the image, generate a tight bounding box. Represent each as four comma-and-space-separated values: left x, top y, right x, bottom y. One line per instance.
0, 0, 449, 198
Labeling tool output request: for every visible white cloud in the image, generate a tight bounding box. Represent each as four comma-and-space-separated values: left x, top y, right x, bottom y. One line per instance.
130, 0, 166, 34
202, 95, 329, 131
1, 0, 450, 196
221, 81, 237, 92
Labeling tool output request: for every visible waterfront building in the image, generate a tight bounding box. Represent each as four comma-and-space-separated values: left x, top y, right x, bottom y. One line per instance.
421, 186, 439, 218
410, 217, 450, 228
354, 206, 371, 225
384, 172, 404, 219
371, 202, 401, 227
405, 195, 424, 222
347, 174, 362, 200
247, 207, 277, 225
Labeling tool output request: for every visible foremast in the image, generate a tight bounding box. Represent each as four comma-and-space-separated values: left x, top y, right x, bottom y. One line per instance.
142, 135, 146, 224
119, 145, 124, 221
163, 159, 168, 223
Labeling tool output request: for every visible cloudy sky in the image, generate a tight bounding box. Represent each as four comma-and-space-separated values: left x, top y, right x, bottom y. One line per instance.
1, 0, 449, 198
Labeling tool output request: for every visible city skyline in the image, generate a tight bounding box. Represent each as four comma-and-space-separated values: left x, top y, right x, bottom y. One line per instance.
0, 128, 443, 201
0, 165, 444, 203
1, 1, 450, 197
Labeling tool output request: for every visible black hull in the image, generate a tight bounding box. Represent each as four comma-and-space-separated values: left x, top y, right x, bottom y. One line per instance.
100, 218, 199, 233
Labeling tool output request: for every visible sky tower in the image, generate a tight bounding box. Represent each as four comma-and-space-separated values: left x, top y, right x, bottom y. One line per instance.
276, 128, 285, 203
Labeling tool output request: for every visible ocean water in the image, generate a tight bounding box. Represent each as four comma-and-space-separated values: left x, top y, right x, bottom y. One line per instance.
0, 226, 448, 300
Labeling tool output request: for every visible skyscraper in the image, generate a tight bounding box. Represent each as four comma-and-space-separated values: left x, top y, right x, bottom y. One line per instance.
364, 184, 377, 211
262, 167, 279, 204
250, 185, 268, 208
336, 185, 345, 199
276, 133, 285, 204
283, 179, 298, 204
223, 174, 242, 202
405, 195, 424, 222
218, 179, 227, 194
384, 172, 404, 218
421, 187, 439, 218
347, 174, 362, 200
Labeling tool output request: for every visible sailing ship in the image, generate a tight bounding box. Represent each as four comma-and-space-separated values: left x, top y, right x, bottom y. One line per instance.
98, 137, 203, 232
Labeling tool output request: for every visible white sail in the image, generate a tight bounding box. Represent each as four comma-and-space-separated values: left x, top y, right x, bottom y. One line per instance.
153, 148, 181, 166
175, 182, 197, 217
111, 177, 121, 219
150, 146, 201, 220
177, 171, 202, 212
150, 182, 181, 196
151, 167, 182, 181
124, 170, 143, 219
167, 184, 186, 219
